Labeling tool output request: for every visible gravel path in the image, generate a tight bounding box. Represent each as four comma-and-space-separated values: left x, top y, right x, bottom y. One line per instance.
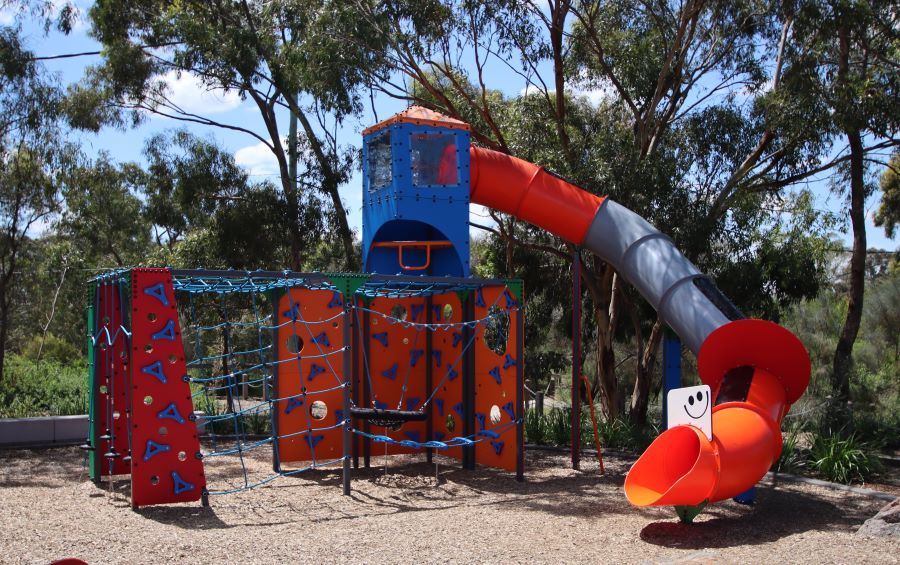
0, 446, 897, 564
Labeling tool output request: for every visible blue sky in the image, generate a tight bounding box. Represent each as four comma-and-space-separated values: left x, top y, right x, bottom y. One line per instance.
10, 2, 898, 252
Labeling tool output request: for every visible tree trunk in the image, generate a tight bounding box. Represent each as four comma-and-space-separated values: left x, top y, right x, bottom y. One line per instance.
629, 318, 664, 425
831, 127, 866, 412
830, 22, 866, 423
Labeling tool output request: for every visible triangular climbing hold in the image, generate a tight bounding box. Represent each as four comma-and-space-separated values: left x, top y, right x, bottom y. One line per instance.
157, 403, 185, 424
410, 349, 424, 367
335, 410, 344, 424
283, 303, 301, 321
490, 440, 504, 455
151, 319, 176, 341
433, 350, 442, 367
446, 367, 458, 381
171, 471, 195, 495
453, 402, 463, 416
410, 303, 424, 322
143, 283, 169, 306
475, 412, 486, 430
143, 440, 170, 462
432, 305, 441, 321
372, 332, 389, 347
503, 354, 517, 369
327, 291, 343, 309
285, 397, 304, 415
404, 430, 421, 443
382, 363, 398, 380
434, 431, 446, 441
141, 361, 167, 384
405, 397, 420, 411
502, 402, 515, 420
452, 332, 462, 347
489, 366, 501, 385
503, 289, 519, 309
434, 398, 444, 416
305, 435, 324, 448
311, 332, 331, 348
374, 400, 388, 410
307, 364, 326, 381
475, 288, 486, 307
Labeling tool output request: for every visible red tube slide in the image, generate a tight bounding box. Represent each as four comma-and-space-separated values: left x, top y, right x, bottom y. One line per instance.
468, 145, 811, 509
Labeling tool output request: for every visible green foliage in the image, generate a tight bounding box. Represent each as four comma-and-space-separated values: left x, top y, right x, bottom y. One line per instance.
808, 431, 881, 485
0, 355, 87, 417
524, 408, 546, 445
875, 154, 900, 238
19, 333, 80, 364
775, 421, 808, 474
545, 408, 572, 447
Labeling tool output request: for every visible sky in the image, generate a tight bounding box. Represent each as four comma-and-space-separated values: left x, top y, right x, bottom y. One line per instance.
8, 2, 898, 252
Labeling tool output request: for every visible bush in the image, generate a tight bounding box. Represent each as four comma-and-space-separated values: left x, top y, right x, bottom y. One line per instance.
545, 408, 572, 446
20, 333, 81, 364
524, 408, 546, 444
775, 420, 808, 474
808, 430, 881, 484
1, 355, 87, 417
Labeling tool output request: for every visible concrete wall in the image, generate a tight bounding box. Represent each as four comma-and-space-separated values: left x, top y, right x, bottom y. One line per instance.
0, 415, 89, 447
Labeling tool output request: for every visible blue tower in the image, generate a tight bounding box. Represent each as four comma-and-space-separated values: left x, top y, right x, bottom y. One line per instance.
362, 107, 471, 277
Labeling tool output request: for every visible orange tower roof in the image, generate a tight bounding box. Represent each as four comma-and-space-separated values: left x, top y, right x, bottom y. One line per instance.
362, 106, 471, 136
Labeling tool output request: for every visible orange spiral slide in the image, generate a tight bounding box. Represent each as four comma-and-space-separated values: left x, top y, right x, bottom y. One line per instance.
468, 146, 811, 507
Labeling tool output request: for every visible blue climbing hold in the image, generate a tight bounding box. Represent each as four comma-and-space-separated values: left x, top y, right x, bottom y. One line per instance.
335, 409, 344, 424
503, 289, 518, 308
475, 412, 486, 430
305, 435, 325, 448
405, 397, 420, 411
143, 440, 170, 462
502, 402, 516, 420
157, 402, 185, 424
171, 471, 195, 495
151, 319, 176, 341
453, 402, 463, 416
432, 305, 442, 321
433, 350, 442, 367
475, 288, 486, 307
141, 361, 167, 384
374, 400, 388, 410
410, 349, 424, 367
307, 364, 326, 381
327, 291, 343, 309
404, 430, 421, 443
478, 429, 500, 439
503, 354, 517, 369
410, 303, 424, 322
490, 440, 504, 455
434, 431, 446, 441
489, 366, 501, 385
372, 332, 389, 347
446, 367, 458, 381
435, 398, 444, 416
143, 283, 169, 306
382, 363, 398, 380
452, 332, 462, 347
283, 303, 301, 321
285, 397, 304, 415
311, 332, 331, 347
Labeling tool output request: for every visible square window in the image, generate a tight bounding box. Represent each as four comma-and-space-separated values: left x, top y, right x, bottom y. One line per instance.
410, 132, 458, 187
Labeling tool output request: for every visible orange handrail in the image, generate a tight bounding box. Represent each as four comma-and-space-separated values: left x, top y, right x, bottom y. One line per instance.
371, 240, 453, 271
580, 374, 604, 474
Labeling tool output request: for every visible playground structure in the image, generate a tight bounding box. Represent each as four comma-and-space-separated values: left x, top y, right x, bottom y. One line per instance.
85, 106, 810, 513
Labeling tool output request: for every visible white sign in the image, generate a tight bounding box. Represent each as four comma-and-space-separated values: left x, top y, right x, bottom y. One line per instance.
666, 384, 712, 441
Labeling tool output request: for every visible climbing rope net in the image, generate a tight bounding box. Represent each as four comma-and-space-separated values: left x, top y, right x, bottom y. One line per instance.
153, 271, 523, 497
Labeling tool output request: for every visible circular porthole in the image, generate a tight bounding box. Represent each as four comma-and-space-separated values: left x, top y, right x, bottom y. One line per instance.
310, 400, 328, 420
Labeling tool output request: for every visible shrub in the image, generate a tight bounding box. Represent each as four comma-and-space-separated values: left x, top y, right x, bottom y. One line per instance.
545, 408, 572, 446
524, 408, 546, 445
775, 420, 808, 474
20, 333, 82, 365
0, 355, 87, 417
808, 430, 881, 484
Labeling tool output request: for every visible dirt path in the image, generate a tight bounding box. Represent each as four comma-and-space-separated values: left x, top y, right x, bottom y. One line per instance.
0, 447, 897, 564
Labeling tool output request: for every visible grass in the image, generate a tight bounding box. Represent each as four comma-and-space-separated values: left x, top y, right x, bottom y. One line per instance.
808, 430, 882, 484
0, 355, 88, 418
524, 405, 657, 452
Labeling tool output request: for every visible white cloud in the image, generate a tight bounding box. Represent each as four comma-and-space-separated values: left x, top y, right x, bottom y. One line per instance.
161, 70, 242, 115
234, 140, 278, 177
519, 81, 615, 107
0, 7, 17, 24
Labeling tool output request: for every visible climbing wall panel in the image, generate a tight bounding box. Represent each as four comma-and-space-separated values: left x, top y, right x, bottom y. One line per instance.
274, 288, 346, 465
362, 296, 429, 456
426, 292, 465, 462
130, 268, 206, 507
473, 285, 522, 472
90, 278, 131, 479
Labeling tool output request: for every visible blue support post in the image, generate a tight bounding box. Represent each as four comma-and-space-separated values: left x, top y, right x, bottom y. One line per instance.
661, 332, 682, 428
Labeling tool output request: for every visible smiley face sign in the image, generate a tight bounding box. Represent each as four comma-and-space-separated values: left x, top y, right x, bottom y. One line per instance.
666, 384, 712, 441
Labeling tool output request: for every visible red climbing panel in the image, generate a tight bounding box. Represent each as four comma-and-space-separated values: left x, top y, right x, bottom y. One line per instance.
92, 279, 131, 477
427, 292, 465, 462
274, 288, 346, 465
473, 285, 521, 472
129, 268, 206, 507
